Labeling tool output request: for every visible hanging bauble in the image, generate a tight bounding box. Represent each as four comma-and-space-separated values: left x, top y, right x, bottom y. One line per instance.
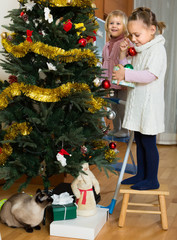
78, 38, 87, 47
7, 35, 13, 41
128, 47, 137, 56
21, 13, 28, 22
86, 30, 96, 42
66, 0, 72, 4
102, 80, 111, 89
92, 30, 97, 41
1, 32, 7, 39
110, 90, 114, 97
93, 77, 101, 87
107, 110, 116, 120
8, 75, 18, 84
63, 19, 72, 32
39, 160, 46, 176
20, 11, 25, 17
101, 126, 108, 135
56, 17, 63, 26
124, 64, 134, 69
109, 142, 117, 149
81, 145, 87, 154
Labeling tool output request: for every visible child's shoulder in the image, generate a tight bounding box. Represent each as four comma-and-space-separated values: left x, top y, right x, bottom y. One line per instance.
149, 40, 166, 56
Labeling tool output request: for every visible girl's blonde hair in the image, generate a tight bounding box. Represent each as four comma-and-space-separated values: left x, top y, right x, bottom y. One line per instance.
128, 7, 166, 34
105, 10, 128, 39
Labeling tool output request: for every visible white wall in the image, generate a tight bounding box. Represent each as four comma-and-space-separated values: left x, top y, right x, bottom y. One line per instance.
0, 0, 19, 80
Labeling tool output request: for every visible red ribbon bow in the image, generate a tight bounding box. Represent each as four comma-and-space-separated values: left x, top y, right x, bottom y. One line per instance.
26, 30, 33, 43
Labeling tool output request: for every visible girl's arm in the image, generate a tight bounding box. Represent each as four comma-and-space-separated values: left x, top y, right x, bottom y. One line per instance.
112, 66, 156, 84
119, 58, 128, 66
125, 69, 156, 83
119, 38, 129, 60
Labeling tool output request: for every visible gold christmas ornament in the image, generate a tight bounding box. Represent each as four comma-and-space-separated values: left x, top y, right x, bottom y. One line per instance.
66, 0, 72, 4
91, 3, 96, 8
1, 32, 7, 39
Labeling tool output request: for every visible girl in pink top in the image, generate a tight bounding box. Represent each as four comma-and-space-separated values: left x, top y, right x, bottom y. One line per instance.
102, 10, 132, 137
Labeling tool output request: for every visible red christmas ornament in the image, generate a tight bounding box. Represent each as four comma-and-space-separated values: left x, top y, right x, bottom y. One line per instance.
86, 30, 96, 42
8, 75, 18, 84
20, 11, 25, 17
102, 80, 111, 89
92, 30, 96, 41
63, 19, 72, 32
78, 38, 87, 47
128, 47, 137, 56
109, 142, 117, 149
0, 147, 2, 154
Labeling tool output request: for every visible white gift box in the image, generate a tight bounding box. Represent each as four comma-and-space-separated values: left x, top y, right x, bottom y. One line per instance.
50, 207, 109, 240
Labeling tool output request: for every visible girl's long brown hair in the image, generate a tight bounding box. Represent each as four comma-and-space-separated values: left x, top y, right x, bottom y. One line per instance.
128, 7, 166, 34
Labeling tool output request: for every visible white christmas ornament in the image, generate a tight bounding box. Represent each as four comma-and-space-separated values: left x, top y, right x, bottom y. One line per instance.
107, 110, 116, 120
44, 7, 53, 23
56, 149, 71, 167
47, 62, 57, 71
38, 69, 46, 79
41, 30, 46, 36
93, 77, 101, 87
24, 1, 36, 11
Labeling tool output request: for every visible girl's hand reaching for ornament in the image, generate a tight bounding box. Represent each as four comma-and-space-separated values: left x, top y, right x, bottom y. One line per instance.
112, 64, 125, 85
120, 38, 129, 60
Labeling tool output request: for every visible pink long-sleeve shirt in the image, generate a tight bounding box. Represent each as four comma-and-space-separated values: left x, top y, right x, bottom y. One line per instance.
119, 58, 156, 83
102, 35, 133, 89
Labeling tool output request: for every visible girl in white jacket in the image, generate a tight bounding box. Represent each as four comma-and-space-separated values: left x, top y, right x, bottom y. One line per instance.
112, 7, 167, 190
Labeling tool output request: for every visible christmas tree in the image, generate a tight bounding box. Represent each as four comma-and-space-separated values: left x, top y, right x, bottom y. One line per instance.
0, 0, 117, 190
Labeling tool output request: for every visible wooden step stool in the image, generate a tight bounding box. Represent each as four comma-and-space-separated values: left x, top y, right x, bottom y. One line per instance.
118, 184, 169, 230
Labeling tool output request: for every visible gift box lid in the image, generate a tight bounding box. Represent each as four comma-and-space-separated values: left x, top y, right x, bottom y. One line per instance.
52, 203, 76, 209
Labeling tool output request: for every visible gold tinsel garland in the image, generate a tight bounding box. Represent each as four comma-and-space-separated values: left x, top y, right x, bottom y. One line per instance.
0, 82, 106, 113
1, 38, 98, 66
19, 0, 94, 8
0, 122, 32, 165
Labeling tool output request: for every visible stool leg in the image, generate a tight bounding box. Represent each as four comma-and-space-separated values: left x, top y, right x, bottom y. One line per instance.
118, 193, 129, 227
159, 195, 168, 230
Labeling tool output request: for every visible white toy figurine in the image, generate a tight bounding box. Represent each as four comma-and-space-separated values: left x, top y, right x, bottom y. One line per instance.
71, 162, 100, 216
56, 149, 71, 167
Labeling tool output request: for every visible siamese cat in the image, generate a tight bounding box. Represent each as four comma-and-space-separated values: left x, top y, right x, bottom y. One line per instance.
0, 189, 53, 233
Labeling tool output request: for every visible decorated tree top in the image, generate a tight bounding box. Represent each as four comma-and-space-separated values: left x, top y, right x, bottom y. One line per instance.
0, 0, 117, 191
